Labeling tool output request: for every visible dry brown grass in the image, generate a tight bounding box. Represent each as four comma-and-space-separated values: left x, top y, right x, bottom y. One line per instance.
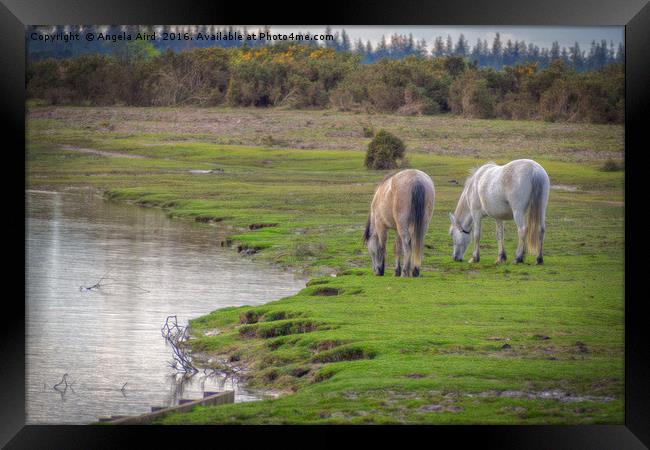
28, 106, 623, 163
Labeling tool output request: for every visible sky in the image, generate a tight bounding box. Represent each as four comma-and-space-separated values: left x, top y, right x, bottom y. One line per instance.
261, 26, 624, 51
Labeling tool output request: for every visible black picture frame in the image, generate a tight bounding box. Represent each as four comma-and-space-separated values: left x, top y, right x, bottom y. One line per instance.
3, 0, 648, 447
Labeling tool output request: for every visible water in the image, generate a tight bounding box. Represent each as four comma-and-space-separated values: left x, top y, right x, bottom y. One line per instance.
25, 190, 306, 424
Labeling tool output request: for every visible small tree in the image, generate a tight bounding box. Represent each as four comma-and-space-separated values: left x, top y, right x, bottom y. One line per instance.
365, 130, 406, 170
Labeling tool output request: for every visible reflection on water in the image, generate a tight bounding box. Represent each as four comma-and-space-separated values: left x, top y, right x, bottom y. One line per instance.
26, 190, 305, 424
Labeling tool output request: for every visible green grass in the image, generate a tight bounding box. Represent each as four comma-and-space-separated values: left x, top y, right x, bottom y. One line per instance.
26, 106, 624, 424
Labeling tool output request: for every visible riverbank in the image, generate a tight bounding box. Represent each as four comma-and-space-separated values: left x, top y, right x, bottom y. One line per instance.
27, 106, 624, 424
25, 189, 304, 424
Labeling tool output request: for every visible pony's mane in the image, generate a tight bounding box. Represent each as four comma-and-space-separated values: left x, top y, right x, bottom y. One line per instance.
382, 171, 398, 182
363, 216, 372, 244
455, 162, 497, 216
364, 173, 395, 244
465, 161, 496, 184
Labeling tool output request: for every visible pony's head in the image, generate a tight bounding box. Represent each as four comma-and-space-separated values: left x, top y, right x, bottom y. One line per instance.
364, 217, 385, 275
448, 212, 471, 261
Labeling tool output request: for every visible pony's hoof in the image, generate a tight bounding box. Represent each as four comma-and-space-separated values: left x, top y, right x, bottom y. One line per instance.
536, 256, 544, 265
469, 257, 479, 264
513, 257, 524, 264
394, 267, 401, 277
412, 267, 420, 277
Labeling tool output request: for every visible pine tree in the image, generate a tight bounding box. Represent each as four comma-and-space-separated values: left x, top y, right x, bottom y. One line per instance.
261, 25, 271, 45
550, 41, 560, 60
407, 33, 415, 54
570, 42, 583, 71
492, 32, 502, 68
376, 35, 389, 59
504, 39, 514, 66
433, 36, 445, 57
415, 38, 427, 57
588, 40, 597, 69
354, 38, 365, 56
540, 47, 550, 68
340, 29, 351, 52
455, 33, 468, 57
608, 40, 616, 63
514, 40, 526, 64
561, 47, 569, 64
597, 39, 608, 68
471, 38, 482, 64
324, 26, 336, 48
617, 42, 625, 63
527, 42, 537, 63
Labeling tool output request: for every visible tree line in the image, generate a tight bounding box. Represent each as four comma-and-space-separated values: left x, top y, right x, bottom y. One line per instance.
356, 32, 623, 72
27, 42, 624, 123
28, 25, 623, 73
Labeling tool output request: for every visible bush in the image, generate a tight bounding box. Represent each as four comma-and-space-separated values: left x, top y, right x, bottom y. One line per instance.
539, 78, 572, 122
600, 159, 624, 172
365, 130, 406, 170
367, 80, 403, 111
497, 91, 538, 120
361, 125, 375, 138
25, 45, 623, 124
330, 57, 451, 114
449, 71, 496, 118
397, 83, 439, 115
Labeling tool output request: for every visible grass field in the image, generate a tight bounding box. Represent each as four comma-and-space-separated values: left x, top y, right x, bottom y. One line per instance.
26, 106, 624, 424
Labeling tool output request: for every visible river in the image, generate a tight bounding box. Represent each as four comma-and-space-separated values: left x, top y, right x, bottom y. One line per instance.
25, 189, 306, 424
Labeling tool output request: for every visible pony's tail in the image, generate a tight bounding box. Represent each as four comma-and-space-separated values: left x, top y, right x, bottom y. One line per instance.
410, 181, 426, 268
525, 170, 548, 257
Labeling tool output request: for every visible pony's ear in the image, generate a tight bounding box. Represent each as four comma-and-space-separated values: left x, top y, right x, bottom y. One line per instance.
448, 212, 456, 224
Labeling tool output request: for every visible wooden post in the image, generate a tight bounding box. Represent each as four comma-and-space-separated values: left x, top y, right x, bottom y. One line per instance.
107, 391, 235, 425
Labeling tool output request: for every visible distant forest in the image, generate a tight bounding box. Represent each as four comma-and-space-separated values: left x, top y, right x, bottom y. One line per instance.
28, 25, 624, 72
27, 26, 624, 123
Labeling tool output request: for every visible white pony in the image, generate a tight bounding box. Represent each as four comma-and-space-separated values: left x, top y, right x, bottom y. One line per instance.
448, 159, 550, 264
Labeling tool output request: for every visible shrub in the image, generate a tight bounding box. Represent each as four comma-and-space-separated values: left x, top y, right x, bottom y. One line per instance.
397, 83, 439, 115
443, 56, 468, 77
600, 159, 624, 172
367, 81, 403, 111
449, 71, 496, 118
365, 130, 406, 170
539, 78, 572, 122
25, 44, 623, 124
362, 125, 375, 138
497, 92, 538, 120
329, 88, 355, 111
26, 59, 61, 101
261, 135, 278, 146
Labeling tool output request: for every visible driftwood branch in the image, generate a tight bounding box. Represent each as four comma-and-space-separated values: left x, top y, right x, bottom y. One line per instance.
51, 373, 77, 398
46, 374, 135, 399
79, 268, 150, 293
161, 315, 197, 374
79, 269, 114, 291
53, 373, 70, 390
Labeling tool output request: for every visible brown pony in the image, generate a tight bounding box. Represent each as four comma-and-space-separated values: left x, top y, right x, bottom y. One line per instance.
364, 169, 435, 277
